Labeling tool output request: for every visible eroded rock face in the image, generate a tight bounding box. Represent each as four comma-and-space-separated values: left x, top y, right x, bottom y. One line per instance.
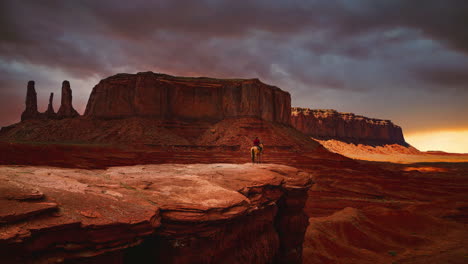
57, 80, 79, 119
0, 163, 313, 264
84, 72, 291, 125
291, 108, 406, 144
20, 81, 40, 121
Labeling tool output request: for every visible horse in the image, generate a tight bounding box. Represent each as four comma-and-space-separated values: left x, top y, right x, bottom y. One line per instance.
250, 144, 264, 164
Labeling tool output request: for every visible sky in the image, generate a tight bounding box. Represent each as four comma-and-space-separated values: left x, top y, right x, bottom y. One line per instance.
1, 0, 467, 153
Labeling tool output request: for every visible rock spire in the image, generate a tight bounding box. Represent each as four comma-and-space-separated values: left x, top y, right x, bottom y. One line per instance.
44, 92, 56, 118
57, 80, 79, 119
20, 81, 40, 121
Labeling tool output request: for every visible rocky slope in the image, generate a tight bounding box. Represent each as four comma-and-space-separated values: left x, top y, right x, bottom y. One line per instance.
303, 161, 468, 264
0, 163, 313, 264
0, 116, 321, 152
291, 108, 406, 145
85, 72, 291, 124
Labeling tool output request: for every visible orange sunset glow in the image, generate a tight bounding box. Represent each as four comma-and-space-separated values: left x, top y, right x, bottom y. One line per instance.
406, 129, 468, 154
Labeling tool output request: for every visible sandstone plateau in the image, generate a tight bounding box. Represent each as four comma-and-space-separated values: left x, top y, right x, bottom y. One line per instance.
291, 108, 406, 145
0, 163, 313, 263
85, 72, 291, 124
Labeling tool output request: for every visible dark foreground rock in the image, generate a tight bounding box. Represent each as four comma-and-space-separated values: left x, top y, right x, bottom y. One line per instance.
0, 163, 313, 264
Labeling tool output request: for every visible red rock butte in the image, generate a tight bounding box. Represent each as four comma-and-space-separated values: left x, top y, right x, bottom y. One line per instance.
4, 72, 412, 151
1, 72, 319, 152
85, 72, 291, 124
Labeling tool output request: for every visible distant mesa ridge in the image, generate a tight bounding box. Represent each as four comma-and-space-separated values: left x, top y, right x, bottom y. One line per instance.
9, 72, 406, 147
291, 107, 407, 145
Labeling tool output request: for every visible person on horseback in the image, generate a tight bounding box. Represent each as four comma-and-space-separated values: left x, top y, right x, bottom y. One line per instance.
253, 137, 263, 152
251, 137, 264, 163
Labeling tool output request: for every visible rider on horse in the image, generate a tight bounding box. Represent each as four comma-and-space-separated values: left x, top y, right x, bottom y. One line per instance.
251, 137, 264, 163
253, 137, 263, 152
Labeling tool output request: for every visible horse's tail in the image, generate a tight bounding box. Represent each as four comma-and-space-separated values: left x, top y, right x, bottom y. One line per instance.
251, 148, 255, 163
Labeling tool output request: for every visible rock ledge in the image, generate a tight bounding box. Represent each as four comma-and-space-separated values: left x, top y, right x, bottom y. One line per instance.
0, 163, 313, 263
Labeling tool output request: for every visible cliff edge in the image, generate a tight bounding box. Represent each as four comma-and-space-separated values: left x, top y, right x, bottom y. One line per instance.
0, 163, 313, 264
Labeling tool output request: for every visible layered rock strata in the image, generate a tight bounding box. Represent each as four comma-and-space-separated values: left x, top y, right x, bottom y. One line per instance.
291, 108, 406, 144
0, 163, 313, 264
84, 72, 291, 125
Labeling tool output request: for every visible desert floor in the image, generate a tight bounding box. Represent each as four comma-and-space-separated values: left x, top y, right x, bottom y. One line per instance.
1, 142, 466, 263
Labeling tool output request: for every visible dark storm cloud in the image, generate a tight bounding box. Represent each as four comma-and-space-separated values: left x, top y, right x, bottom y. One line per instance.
1, 0, 467, 75
416, 67, 468, 87
0, 0, 467, 130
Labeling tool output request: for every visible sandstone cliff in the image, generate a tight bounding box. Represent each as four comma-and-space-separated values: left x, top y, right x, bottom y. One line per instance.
0, 163, 313, 264
84, 72, 291, 125
291, 108, 406, 145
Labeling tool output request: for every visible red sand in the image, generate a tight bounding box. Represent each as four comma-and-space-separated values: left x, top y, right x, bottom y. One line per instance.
0, 142, 466, 263
316, 138, 468, 163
